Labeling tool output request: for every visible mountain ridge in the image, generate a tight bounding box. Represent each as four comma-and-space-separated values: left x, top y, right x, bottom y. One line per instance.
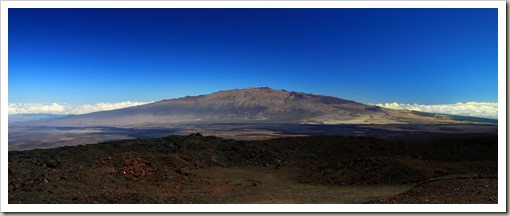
22, 87, 493, 127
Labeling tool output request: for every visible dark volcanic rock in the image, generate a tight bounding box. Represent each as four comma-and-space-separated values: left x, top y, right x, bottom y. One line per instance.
8, 134, 498, 204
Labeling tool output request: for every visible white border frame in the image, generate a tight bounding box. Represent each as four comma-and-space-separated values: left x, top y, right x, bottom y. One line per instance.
1, 0, 506, 213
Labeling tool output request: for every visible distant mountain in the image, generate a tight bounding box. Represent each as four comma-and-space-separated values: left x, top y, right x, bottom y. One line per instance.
26, 87, 495, 127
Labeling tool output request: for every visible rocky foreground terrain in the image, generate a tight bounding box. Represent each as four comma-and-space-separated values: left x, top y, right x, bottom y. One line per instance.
8, 133, 497, 204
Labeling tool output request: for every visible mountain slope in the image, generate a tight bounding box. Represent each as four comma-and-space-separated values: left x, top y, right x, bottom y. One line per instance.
29, 87, 489, 127
8, 134, 498, 204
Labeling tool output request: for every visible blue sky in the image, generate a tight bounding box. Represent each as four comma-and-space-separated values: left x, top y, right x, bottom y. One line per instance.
9, 8, 498, 106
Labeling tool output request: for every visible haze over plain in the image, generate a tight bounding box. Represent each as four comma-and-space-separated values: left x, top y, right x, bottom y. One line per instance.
5, 7, 502, 207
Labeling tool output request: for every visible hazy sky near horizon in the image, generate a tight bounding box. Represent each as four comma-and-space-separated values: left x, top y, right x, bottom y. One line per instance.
9, 8, 498, 106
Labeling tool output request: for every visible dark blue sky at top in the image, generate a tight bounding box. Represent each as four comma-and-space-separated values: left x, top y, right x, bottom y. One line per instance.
9, 8, 498, 104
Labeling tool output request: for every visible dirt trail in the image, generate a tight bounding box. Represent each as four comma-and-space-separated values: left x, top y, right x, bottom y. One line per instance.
191, 167, 414, 204
9, 134, 497, 204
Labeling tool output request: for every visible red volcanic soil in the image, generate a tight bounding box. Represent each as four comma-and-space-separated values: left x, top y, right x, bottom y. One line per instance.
8, 134, 498, 204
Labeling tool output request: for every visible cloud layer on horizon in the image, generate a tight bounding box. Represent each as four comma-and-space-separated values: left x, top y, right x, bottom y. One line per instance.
8, 101, 152, 115
375, 102, 498, 119
9, 101, 499, 119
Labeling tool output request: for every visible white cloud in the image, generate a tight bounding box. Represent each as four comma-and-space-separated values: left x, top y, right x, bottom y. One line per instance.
375, 102, 498, 119
8, 101, 152, 115
9, 100, 498, 119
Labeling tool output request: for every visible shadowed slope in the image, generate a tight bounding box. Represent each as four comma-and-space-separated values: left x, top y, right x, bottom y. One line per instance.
25, 87, 493, 127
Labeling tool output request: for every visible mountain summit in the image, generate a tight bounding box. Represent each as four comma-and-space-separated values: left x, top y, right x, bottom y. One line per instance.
34, 87, 484, 126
